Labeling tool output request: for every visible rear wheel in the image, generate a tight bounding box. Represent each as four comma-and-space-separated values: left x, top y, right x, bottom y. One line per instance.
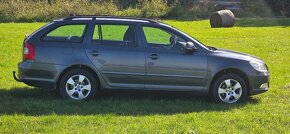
212, 74, 247, 103
59, 69, 97, 100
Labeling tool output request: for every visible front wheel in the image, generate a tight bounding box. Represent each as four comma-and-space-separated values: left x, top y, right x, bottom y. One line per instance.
212, 74, 248, 103
59, 69, 97, 100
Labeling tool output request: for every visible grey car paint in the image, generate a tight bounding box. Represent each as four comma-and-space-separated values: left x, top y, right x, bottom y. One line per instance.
85, 22, 146, 89
16, 18, 269, 96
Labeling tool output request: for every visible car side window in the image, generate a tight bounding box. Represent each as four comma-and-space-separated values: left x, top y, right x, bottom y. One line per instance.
143, 26, 185, 48
92, 24, 137, 46
43, 24, 86, 43
143, 27, 171, 45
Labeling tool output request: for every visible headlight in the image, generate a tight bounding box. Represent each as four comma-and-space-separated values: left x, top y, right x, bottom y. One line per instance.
249, 60, 268, 72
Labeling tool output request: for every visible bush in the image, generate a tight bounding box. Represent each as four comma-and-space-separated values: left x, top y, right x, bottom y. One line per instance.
0, 0, 289, 22
0, 0, 119, 22
117, 8, 142, 17
0, 0, 170, 22
265, 0, 290, 17
167, 0, 211, 20
238, 0, 273, 17
140, 0, 169, 18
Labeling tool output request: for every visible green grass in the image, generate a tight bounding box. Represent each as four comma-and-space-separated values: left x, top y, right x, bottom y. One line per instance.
0, 18, 290, 133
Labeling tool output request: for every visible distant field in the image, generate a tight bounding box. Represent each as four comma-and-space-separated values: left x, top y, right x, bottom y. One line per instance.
0, 18, 289, 133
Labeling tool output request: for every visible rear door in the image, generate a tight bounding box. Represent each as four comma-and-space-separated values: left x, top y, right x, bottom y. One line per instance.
85, 22, 145, 89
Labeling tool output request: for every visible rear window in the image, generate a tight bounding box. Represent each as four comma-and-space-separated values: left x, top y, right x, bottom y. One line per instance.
42, 24, 86, 43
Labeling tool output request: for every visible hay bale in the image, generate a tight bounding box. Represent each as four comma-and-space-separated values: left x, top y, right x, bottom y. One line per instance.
210, 10, 235, 28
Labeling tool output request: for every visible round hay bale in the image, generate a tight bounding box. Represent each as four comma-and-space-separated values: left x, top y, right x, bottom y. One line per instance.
210, 10, 235, 28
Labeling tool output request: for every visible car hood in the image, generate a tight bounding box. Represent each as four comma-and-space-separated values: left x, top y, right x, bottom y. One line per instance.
213, 48, 264, 63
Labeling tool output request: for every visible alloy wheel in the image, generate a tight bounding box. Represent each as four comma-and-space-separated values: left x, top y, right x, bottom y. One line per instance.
65, 74, 92, 100
218, 79, 242, 103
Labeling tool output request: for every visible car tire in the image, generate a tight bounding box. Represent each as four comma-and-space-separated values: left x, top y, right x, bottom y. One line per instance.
212, 74, 248, 104
59, 69, 97, 100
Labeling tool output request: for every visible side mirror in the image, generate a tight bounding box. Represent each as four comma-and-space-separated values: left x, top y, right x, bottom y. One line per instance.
178, 41, 197, 53
184, 42, 197, 51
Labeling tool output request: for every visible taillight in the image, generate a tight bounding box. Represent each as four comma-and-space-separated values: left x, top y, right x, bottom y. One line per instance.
23, 42, 35, 60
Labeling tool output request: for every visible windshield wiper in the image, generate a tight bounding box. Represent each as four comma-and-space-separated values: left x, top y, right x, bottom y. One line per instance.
207, 46, 217, 51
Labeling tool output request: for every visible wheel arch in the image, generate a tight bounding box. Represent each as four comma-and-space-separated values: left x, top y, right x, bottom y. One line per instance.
56, 64, 101, 90
209, 68, 250, 96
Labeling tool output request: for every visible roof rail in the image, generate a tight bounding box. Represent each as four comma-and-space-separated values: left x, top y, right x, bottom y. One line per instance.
63, 15, 159, 23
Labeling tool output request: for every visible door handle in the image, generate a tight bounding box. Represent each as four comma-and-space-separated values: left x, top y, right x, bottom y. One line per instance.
90, 50, 100, 56
149, 54, 159, 60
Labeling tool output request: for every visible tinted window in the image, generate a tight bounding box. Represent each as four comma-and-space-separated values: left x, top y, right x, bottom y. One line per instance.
143, 26, 186, 48
143, 27, 171, 45
43, 24, 86, 42
93, 25, 100, 40
103, 25, 128, 41
93, 24, 136, 46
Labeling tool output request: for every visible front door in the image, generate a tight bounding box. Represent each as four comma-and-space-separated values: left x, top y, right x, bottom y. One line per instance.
85, 23, 145, 89
142, 26, 207, 91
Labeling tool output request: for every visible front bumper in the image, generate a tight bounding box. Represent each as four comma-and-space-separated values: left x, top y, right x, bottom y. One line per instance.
248, 71, 270, 96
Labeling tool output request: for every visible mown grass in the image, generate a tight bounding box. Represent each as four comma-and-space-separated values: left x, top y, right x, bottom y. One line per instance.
0, 18, 290, 133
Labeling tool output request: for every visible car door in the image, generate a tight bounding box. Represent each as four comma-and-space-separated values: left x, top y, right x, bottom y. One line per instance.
142, 25, 207, 91
85, 22, 145, 89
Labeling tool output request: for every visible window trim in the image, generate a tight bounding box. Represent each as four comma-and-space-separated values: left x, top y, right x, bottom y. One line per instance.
91, 23, 138, 47
40, 23, 88, 43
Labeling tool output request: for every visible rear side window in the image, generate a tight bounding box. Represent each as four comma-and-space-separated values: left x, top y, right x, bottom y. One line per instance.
93, 24, 136, 46
43, 24, 86, 43
102, 25, 128, 41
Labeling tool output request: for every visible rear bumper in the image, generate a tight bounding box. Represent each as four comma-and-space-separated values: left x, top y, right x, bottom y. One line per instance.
16, 61, 67, 89
248, 71, 270, 96
22, 78, 55, 89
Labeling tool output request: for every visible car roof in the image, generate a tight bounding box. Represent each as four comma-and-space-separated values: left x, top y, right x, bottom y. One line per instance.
54, 15, 161, 24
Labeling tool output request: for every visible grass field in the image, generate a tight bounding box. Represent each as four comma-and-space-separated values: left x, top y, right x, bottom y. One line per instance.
0, 18, 290, 133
